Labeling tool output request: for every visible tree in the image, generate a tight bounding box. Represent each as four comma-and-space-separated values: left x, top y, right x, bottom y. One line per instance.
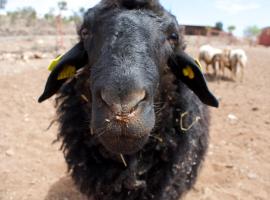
20, 7, 37, 26
244, 25, 261, 46
215, 21, 223, 31
6, 7, 36, 26
69, 8, 84, 26
58, 1, 67, 11
79, 7, 86, 16
0, 0, 7, 9
56, 1, 68, 49
228, 25, 236, 34
44, 8, 55, 21
244, 25, 261, 37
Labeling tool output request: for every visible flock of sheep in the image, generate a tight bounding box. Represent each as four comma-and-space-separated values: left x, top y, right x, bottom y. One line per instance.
198, 44, 247, 81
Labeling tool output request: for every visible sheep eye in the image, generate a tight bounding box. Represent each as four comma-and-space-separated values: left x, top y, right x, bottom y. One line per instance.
167, 32, 179, 48
169, 33, 179, 41
81, 28, 89, 39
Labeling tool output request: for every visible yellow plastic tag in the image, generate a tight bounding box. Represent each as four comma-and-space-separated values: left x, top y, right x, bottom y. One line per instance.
48, 54, 76, 80
57, 66, 76, 80
183, 66, 195, 79
48, 54, 63, 71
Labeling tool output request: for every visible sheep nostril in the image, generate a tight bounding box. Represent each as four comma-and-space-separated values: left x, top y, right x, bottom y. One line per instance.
126, 89, 147, 113
100, 89, 148, 114
130, 90, 147, 112
100, 89, 121, 113
135, 89, 147, 103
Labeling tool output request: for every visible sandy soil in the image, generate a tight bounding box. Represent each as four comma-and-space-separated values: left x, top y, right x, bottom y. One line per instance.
0, 36, 269, 200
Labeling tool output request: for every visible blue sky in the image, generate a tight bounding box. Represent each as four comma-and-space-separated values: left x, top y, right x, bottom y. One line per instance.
2, 0, 270, 36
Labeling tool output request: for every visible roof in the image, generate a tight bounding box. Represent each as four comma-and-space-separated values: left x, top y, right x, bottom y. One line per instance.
261, 27, 270, 30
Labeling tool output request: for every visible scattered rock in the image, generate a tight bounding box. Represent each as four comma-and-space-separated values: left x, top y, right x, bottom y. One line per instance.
224, 165, 234, 169
202, 187, 212, 196
21, 52, 32, 61
33, 53, 44, 59
24, 113, 30, 122
0, 51, 46, 62
0, 53, 18, 61
247, 172, 257, 180
227, 114, 238, 124
5, 149, 15, 157
21, 51, 45, 61
30, 180, 36, 185
37, 39, 44, 44
252, 107, 259, 111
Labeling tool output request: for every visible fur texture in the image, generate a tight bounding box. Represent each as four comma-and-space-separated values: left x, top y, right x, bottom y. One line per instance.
55, 67, 209, 200
44, 1, 213, 199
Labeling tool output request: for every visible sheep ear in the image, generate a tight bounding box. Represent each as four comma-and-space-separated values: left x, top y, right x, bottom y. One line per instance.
38, 42, 87, 103
168, 51, 219, 108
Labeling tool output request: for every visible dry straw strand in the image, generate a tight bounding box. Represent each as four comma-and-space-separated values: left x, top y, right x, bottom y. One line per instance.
180, 112, 201, 132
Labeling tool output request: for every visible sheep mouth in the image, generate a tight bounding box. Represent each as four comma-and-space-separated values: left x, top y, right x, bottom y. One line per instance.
98, 132, 149, 155
92, 107, 155, 154
95, 120, 151, 154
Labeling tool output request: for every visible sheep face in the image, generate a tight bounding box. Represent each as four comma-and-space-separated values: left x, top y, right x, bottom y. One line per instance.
87, 11, 169, 154
39, 4, 219, 155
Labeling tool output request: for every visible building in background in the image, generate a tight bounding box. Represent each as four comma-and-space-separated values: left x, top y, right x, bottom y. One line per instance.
258, 27, 270, 47
182, 25, 229, 37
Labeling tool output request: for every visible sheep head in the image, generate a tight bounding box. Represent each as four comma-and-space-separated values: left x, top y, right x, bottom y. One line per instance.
39, 0, 218, 155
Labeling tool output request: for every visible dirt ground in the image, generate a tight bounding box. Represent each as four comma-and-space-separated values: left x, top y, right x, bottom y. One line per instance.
0, 36, 269, 200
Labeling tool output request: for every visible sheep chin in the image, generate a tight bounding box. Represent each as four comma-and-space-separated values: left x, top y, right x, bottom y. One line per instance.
98, 133, 149, 155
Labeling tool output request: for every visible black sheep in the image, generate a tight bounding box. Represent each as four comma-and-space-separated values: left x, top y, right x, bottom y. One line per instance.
39, 0, 219, 199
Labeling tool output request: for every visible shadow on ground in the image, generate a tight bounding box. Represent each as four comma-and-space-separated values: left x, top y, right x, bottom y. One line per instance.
204, 73, 235, 82
45, 176, 90, 200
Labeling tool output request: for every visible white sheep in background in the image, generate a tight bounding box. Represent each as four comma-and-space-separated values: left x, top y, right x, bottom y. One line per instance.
199, 44, 223, 77
221, 48, 247, 81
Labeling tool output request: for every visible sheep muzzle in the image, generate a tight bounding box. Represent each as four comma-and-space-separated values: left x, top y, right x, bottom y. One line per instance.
92, 109, 154, 155
91, 81, 156, 154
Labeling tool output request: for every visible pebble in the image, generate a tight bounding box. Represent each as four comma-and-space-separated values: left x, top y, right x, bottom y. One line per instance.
224, 165, 234, 169
5, 149, 15, 157
247, 172, 257, 180
252, 107, 259, 111
202, 187, 212, 196
227, 113, 238, 124
30, 180, 36, 185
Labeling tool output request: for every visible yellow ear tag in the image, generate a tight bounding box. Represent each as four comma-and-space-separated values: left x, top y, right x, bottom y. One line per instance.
48, 54, 63, 71
183, 66, 195, 79
47, 54, 76, 80
57, 66, 76, 80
